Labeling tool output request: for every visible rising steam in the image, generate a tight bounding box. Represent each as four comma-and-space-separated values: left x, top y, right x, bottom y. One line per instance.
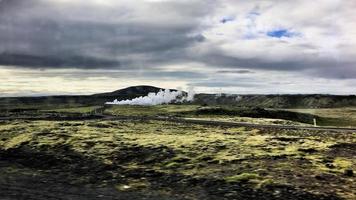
105, 89, 194, 106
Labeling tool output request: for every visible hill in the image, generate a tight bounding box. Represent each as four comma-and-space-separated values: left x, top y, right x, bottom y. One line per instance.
0, 86, 356, 110
194, 93, 356, 108
92, 85, 173, 97
0, 86, 173, 110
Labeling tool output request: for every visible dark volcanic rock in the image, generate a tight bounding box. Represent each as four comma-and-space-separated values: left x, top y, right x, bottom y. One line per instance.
344, 169, 353, 177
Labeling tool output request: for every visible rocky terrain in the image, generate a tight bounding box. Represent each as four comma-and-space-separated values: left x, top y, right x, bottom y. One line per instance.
0, 118, 355, 200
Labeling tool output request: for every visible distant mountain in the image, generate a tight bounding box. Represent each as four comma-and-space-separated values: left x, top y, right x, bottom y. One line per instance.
194, 93, 356, 108
92, 85, 177, 97
0, 85, 356, 110
0, 86, 180, 110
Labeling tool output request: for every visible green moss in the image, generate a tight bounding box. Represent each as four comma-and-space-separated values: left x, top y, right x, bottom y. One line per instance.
3, 133, 32, 150
283, 108, 356, 127
105, 105, 200, 116
102, 104, 322, 126
333, 158, 353, 169
243, 135, 269, 146
1, 118, 355, 199
164, 162, 181, 169
256, 179, 277, 189
224, 173, 260, 183
45, 106, 101, 113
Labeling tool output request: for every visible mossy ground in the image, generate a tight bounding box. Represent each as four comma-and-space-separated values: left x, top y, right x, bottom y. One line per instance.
104, 105, 312, 126
0, 119, 355, 199
44, 106, 102, 113
102, 104, 355, 127
282, 108, 356, 127
104, 104, 200, 116
8, 104, 353, 127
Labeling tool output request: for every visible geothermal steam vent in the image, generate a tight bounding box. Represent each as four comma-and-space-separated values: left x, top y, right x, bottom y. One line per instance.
105, 89, 194, 106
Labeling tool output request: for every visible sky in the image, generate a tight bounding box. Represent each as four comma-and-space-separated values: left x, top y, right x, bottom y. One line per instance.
0, 0, 355, 96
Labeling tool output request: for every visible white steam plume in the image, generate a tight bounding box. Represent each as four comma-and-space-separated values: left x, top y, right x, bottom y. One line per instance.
186, 86, 195, 102
105, 89, 194, 106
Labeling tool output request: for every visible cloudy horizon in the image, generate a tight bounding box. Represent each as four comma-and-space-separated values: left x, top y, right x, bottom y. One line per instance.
0, 0, 355, 97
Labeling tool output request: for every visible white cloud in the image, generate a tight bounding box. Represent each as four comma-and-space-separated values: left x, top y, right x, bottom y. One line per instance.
202, 0, 352, 58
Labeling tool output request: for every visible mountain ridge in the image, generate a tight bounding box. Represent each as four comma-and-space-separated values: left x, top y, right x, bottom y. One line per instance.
0, 85, 356, 109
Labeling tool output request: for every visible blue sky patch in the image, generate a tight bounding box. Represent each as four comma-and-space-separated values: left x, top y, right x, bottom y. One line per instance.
267, 29, 298, 38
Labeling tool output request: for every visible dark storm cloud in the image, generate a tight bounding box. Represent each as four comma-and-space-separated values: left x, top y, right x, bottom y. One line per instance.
10, 68, 207, 81
0, 53, 120, 68
0, 0, 212, 69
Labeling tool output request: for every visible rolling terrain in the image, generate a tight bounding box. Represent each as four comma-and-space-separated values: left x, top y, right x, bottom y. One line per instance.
0, 86, 355, 200
1, 86, 356, 110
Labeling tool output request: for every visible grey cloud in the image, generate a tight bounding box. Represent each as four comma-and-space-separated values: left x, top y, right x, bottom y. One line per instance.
193, 53, 303, 71
190, 81, 262, 88
0, 0, 213, 69
144, 71, 207, 79
311, 63, 356, 79
190, 48, 356, 79
217, 69, 254, 74
8, 68, 207, 81
0, 53, 120, 69
189, 76, 264, 88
